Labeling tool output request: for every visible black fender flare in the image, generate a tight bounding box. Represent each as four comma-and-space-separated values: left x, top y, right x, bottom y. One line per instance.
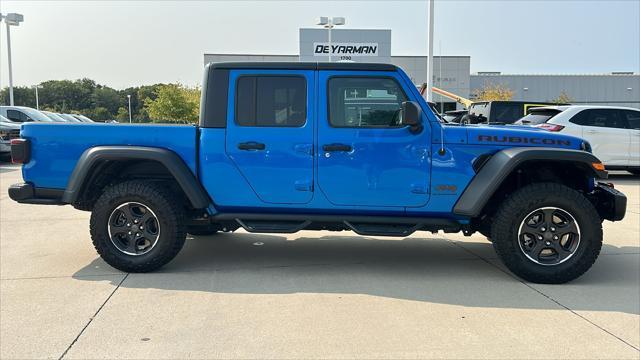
61, 146, 211, 209
453, 147, 607, 217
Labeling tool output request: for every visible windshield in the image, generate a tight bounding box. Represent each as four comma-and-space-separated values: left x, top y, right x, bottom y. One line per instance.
76, 115, 94, 122
515, 110, 561, 125
42, 112, 65, 122
23, 108, 54, 122
60, 114, 81, 122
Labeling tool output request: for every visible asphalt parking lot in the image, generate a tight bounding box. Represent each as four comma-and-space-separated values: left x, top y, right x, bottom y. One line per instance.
0, 163, 638, 359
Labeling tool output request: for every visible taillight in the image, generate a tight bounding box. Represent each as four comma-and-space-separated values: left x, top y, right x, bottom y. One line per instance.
536, 123, 565, 132
11, 138, 30, 164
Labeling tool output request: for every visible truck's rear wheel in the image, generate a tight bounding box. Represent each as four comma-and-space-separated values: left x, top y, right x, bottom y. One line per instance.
491, 182, 602, 284
90, 180, 186, 272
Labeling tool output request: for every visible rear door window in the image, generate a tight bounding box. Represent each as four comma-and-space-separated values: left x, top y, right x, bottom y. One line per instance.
235, 76, 306, 127
570, 109, 627, 129
621, 110, 640, 130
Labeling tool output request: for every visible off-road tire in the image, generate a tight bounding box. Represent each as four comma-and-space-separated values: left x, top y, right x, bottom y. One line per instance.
90, 180, 186, 272
491, 182, 602, 284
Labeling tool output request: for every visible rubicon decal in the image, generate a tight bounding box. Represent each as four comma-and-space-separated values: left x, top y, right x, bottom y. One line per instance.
313, 43, 379, 57
477, 135, 571, 146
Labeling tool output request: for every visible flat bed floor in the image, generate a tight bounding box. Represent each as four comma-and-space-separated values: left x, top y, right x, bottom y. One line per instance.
1, 164, 638, 359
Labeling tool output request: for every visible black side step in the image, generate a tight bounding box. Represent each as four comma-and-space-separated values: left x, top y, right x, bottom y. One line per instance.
235, 219, 311, 233
212, 213, 461, 237
344, 222, 423, 237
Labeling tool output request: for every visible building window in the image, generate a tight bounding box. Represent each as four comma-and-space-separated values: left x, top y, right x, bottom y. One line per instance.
235, 76, 306, 127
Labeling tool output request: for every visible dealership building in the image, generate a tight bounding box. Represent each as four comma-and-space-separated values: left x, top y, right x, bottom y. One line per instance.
204, 28, 640, 111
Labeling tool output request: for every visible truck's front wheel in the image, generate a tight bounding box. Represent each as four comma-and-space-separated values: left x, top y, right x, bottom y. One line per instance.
90, 180, 186, 272
491, 183, 602, 284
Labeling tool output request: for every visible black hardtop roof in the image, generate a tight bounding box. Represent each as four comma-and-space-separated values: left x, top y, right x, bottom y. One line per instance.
208, 62, 398, 72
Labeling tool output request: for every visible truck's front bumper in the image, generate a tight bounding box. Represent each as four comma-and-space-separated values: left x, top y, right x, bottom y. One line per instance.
8, 183, 65, 205
592, 183, 627, 221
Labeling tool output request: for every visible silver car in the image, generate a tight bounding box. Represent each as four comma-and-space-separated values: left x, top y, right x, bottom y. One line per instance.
1, 115, 21, 160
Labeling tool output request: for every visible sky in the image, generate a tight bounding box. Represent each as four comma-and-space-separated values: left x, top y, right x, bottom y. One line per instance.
0, 0, 639, 89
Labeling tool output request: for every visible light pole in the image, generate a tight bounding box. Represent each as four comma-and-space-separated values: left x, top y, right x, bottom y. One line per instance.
127, 94, 132, 123
0, 13, 24, 106
34, 84, 41, 110
316, 16, 345, 62
426, 0, 434, 102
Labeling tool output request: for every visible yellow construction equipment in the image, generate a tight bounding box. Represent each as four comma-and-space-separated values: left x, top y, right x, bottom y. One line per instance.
419, 83, 473, 109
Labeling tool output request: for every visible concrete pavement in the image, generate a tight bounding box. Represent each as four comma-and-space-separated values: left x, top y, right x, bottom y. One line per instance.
1, 164, 638, 359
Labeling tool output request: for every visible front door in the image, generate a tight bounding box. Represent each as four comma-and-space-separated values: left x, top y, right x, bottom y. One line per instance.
225, 70, 314, 204
316, 71, 431, 207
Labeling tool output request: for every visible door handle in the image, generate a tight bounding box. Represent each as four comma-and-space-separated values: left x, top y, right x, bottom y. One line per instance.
322, 143, 353, 152
586, 130, 598, 134
238, 142, 265, 150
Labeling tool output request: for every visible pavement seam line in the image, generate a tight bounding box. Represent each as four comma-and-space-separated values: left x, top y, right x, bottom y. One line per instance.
447, 239, 640, 352
58, 273, 130, 360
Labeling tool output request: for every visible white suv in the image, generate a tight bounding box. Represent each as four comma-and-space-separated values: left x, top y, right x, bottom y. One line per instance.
516, 105, 639, 174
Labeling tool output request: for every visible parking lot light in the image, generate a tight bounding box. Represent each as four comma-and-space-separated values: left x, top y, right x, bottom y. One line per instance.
33, 84, 41, 110
127, 94, 132, 123
0, 12, 25, 106
316, 16, 345, 62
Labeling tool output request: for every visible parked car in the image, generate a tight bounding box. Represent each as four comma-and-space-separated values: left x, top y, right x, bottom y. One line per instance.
8, 62, 626, 284
468, 101, 567, 124
72, 114, 94, 123
0, 115, 21, 161
518, 105, 639, 174
58, 113, 82, 122
442, 109, 468, 123
41, 111, 70, 122
0, 106, 55, 123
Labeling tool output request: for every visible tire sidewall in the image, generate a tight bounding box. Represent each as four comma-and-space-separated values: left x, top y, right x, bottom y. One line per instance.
493, 185, 602, 281
90, 182, 184, 271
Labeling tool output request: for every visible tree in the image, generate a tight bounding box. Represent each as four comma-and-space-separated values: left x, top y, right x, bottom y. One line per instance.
550, 91, 573, 104
144, 84, 200, 123
472, 82, 514, 101
93, 87, 121, 114
91, 107, 112, 121
0, 86, 36, 107
1, 79, 198, 123
116, 107, 130, 122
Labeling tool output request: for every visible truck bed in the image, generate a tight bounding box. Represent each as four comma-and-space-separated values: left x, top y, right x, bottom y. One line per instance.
20, 123, 198, 189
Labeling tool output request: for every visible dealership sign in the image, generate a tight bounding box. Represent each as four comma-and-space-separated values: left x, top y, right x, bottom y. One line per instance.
300, 29, 390, 62
313, 43, 379, 57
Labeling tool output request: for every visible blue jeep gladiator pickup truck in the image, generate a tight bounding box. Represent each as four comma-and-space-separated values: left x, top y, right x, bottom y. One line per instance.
9, 62, 627, 283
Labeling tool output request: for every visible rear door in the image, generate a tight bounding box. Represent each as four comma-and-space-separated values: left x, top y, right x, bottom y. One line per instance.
569, 109, 630, 166
225, 70, 314, 204
316, 71, 430, 207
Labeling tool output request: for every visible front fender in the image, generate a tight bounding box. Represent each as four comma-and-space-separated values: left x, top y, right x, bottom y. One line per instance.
453, 147, 607, 217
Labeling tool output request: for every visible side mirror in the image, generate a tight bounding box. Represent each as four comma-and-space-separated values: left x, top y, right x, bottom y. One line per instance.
401, 101, 422, 134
